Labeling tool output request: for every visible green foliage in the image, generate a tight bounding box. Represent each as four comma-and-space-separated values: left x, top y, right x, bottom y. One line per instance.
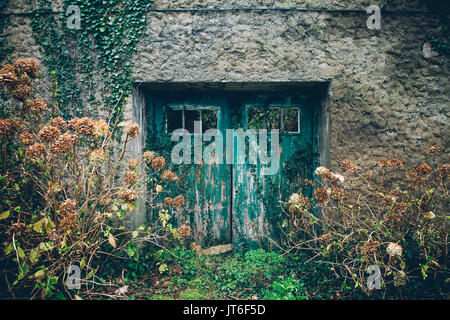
30, 0, 153, 120
264, 274, 308, 300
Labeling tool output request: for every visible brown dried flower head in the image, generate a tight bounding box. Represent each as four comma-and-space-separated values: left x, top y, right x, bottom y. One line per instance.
93, 120, 109, 138
414, 163, 432, 175
60, 214, 78, 232
89, 148, 107, 164
378, 158, 404, 169
19, 132, 35, 145
125, 122, 141, 140
160, 170, 178, 182
50, 117, 68, 132
38, 125, 60, 143
25, 143, 46, 161
0, 64, 19, 86
128, 158, 140, 170
25, 98, 47, 113
143, 150, 156, 163
0, 118, 18, 138
177, 224, 191, 239
124, 172, 138, 186
59, 199, 77, 216
120, 189, 138, 204
314, 188, 328, 203
12, 83, 33, 100
171, 195, 184, 208
164, 197, 173, 206
50, 133, 78, 154
13, 58, 39, 78
341, 159, 358, 172
75, 117, 95, 135
427, 145, 442, 154
330, 187, 348, 200
151, 156, 165, 170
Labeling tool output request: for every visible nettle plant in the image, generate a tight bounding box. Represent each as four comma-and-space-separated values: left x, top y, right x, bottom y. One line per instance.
282, 152, 449, 296
0, 59, 188, 298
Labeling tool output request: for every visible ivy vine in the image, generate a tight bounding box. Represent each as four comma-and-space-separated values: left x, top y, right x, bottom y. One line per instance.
30, 0, 153, 120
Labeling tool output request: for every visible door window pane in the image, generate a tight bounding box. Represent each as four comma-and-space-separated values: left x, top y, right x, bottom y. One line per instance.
247, 107, 265, 130
283, 108, 299, 133
266, 108, 281, 130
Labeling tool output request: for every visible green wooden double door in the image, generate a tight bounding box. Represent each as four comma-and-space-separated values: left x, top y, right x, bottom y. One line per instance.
147, 90, 318, 250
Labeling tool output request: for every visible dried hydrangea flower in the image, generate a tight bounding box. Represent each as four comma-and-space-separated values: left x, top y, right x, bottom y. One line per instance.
314, 188, 328, 203
19, 132, 35, 145
341, 159, 358, 172
171, 195, 184, 208
59, 199, 77, 216
288, 193, 309, 214
12, 83, 33, 100
50, 117, 68, 132
125, 122, 141, 140
427, 145, 442, 154
414, 163, 432, 175
75, 117, 95, 135
38, 125, 60, 143
164, 197, 173, 206
386, 242, 403, 257
0, 118, 18, 138
128, 158, 140, 170
378, 158, 404, 169
0, 64, 19, 86
124, 172, 138, 186
25, 98, 47, 113
50, 133, 78, 154
89, 148, 107, 164
13, 58, 39, 78
93, 120, 109, 138
314, 166, 330, 175
25, 143, 46, 161
142, 150, 156, 163
160, 170, 178, 182
151, 156, 165, 170
119, 189, 138, 204
177, 224, 191, 239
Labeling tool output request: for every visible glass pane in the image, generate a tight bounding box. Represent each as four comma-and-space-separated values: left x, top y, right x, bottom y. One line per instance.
283, 108, 299, 132
185, 109, 201, 133
202, 109, 218, 132
247, 107, 265, 130
167, 107, 182, 133
266, 108, 281, 130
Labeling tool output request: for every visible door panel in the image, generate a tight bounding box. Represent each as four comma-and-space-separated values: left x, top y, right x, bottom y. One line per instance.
231, 93, 315, 250
147, 92, 231, 246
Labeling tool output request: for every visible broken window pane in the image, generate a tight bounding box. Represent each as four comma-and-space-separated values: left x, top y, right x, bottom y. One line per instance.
283, 108, 299, 132
247, 107, 265, 130
166, 107, 183, 133
202, 109, 218, 132
185, 109, 201, 133
266, 108, 281, 130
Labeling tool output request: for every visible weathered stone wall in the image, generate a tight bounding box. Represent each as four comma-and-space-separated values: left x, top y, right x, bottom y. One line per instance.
132, 0, 449, 171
